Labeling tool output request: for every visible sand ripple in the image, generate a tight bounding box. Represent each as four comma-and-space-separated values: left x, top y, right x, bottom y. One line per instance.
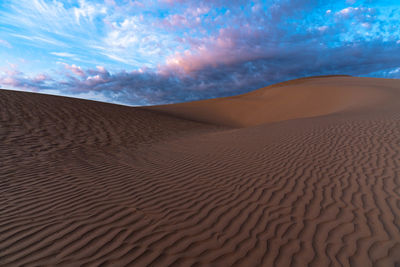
1, 77, 399, 266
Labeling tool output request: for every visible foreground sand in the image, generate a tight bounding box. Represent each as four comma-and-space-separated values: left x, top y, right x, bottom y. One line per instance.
1, 76, 399, 266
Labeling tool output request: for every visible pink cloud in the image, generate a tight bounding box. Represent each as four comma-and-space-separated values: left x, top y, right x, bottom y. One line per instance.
0, 77, 19, 87
34, 74, 49, 82
64, 63, 86, 77
0, 69, 47, 92
1, 65, 22, 77
85, 74, 106, 86
162, 27, 269, 73
160, 5, 208, 29
104, 0, 116, 6
164, 14, 189, 27
0, 39, 12, 48
318, 25, 329, 32
188, 6, 209, 16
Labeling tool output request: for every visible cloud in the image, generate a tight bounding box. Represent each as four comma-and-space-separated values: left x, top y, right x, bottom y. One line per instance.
163, 27, 271, 73
64, 64, 86, 77
335, 6, 376, 21
160, 5, 209, 29
74, 0, 107, 24
387, 67, 400, 78
163, 14, 190, 27
2, 37, 400, 106
0, 0, 399, 106
95, 15, 178, 67
51, 52, 76, 58
0, 39, 12, 48
0, 71, 52, 92
10, 33, 66, 47
318, 25, 329, 32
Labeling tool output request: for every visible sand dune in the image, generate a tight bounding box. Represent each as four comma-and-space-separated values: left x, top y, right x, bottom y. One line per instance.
147, 76, 393, 127
1, 76, 400, 266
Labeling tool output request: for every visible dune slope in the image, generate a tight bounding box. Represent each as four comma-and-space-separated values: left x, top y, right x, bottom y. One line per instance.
1, 76, 400, 266
147, 76, 393, 127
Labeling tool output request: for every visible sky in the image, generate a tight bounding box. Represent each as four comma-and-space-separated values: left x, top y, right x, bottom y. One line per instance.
0, 0, 399, 105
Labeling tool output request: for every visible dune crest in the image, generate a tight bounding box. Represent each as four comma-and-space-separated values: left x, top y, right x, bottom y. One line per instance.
1, 76, 400, 266
147, 76, 394, 127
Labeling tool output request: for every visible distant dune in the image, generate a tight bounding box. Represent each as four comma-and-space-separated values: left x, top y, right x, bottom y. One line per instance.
147, 76, 392, 127
1, 76, 400, 266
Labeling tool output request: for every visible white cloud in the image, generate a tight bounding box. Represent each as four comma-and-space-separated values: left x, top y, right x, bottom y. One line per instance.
74, 0, 107, 24
11, 33, 67, 47
335, 7, 374, 18
98, 15, 176, 66
51, 52, 75, 57
106, 17, 141, 49
389, 67, 400, 74
101, 52, 137, 64
0, 0, 105, 48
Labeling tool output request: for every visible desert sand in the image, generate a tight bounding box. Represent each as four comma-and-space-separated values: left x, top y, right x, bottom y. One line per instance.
1, 76, 399, 266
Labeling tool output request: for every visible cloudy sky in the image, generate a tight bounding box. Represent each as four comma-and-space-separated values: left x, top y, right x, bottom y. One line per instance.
0, 0, 399, 105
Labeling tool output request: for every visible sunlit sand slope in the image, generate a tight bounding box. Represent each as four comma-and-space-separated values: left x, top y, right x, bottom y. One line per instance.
147, 76, 393, 127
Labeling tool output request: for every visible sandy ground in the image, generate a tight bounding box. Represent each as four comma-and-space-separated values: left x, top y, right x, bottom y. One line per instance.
1, 76, 399, 266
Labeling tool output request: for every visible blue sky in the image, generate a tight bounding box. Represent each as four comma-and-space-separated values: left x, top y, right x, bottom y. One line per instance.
0, 0, 399, 105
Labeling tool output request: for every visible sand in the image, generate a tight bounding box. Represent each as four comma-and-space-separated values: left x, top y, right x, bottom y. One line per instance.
1, 76, 399, 266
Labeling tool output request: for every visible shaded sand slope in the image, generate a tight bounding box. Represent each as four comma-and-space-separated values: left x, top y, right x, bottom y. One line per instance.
1, 77, 400, 266
147, 76, 393, 127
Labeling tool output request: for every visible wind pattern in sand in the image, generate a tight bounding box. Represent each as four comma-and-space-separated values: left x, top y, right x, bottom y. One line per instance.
1, 77, 400, 266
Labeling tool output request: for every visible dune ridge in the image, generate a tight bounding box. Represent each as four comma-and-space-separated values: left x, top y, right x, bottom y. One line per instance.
147, 76, 393, 127
1, 76, 400, 266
